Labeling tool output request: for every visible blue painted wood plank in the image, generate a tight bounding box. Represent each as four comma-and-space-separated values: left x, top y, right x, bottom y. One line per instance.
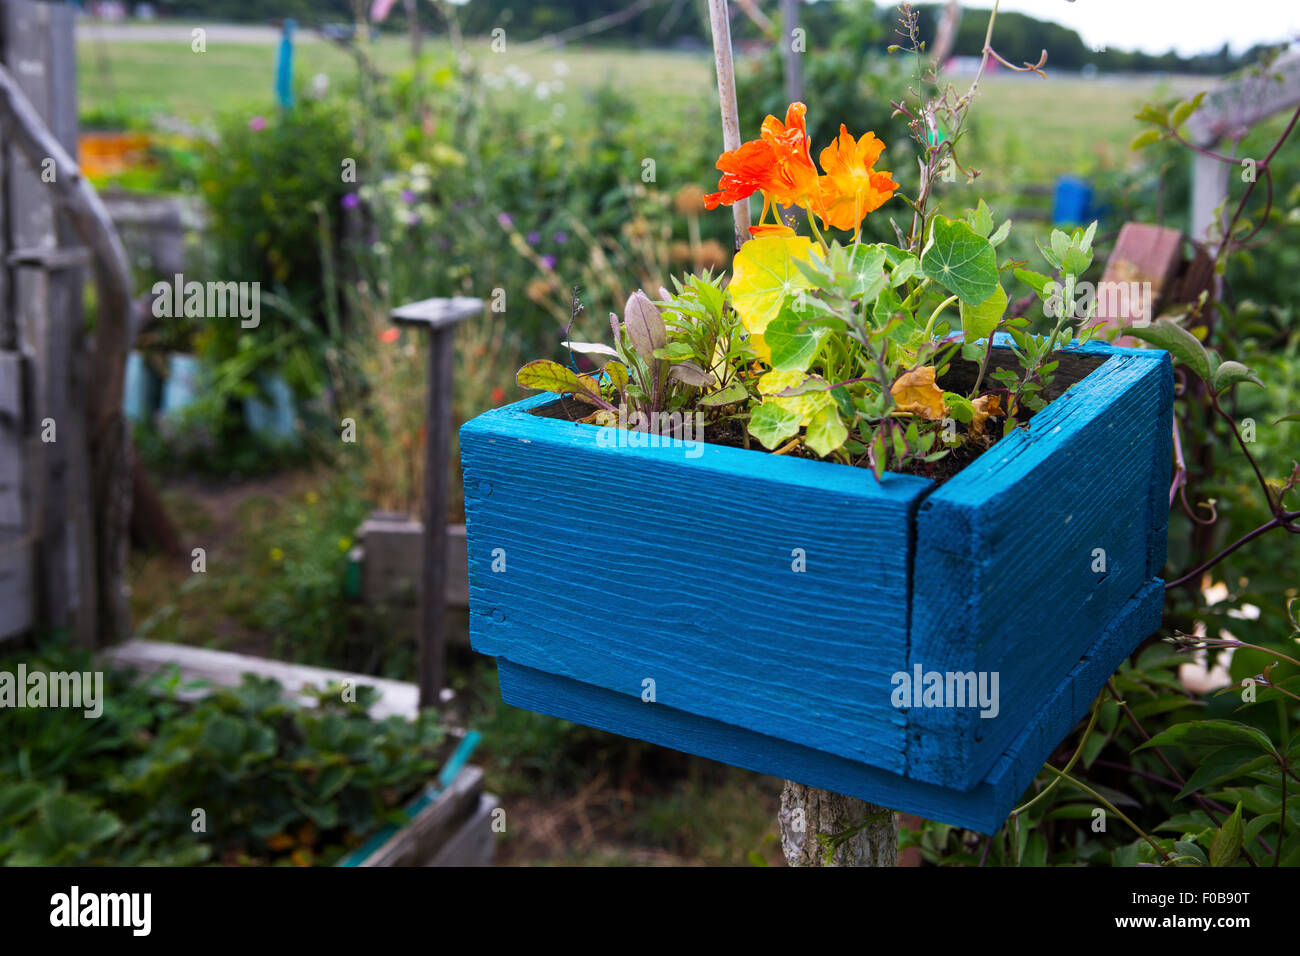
908, 346, 1172, 790
462, 340, 1173, 826
461, 396, 933, 775
495, 578, 1162, 834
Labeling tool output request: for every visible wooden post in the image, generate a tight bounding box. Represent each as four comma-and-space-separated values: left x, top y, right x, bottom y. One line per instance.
392, 296, 481, 709
1, 0, 102, 646
701, 0, 896, 868
706, 0, 751, 249
781, 0, 802, 105
404, 0, 422, 60
779, 782, 897, 867
1185, 49, 1300, 248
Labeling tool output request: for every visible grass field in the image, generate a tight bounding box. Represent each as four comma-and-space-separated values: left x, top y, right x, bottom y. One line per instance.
76, 24, 1208, 183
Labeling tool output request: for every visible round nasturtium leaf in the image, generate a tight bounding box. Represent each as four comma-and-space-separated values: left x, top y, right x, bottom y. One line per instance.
729, 236, 824, 360
920, 215, 999, 306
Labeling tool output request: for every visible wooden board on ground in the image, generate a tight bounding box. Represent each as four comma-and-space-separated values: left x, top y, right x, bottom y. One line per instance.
359, 765, 493, 867
103, 638, 428, 720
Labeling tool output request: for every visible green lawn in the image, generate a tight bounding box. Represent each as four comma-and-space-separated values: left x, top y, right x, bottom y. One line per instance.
77, 30, 1202, 184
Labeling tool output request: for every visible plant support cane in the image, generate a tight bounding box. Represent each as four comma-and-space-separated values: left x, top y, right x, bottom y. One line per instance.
707, 0, 751, 249
704, 0, 898, 868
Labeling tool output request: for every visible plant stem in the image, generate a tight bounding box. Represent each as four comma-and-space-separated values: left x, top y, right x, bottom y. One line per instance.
1045, 765, 1171, 862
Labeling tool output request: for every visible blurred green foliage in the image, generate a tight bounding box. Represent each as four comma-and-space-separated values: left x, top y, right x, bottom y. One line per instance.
0, 640, 448, 866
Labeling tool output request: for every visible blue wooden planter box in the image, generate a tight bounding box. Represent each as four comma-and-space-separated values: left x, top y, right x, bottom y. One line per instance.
460, 340, 1172, 833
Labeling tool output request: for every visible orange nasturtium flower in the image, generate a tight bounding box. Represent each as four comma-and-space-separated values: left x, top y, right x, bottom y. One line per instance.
706, 104, 897, 234
703, 139, 779, 210
747, 223, 796, 238
704, 103, 819, 216
816, 124, 899, 233
756, 102, 819, 209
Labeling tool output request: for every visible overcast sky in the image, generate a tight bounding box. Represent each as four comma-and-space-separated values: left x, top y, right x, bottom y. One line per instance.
968, 0, 1300, 56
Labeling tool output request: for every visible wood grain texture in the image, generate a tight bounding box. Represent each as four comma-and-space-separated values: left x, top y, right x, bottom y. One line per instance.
462, 392, 931, 774
908, 342, 1172, 789
497, 579, 1161, 834
462, 340, 1172, 824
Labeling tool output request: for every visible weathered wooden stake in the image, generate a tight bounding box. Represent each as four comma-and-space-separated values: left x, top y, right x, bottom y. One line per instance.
392, 296, 481, 709
779, 781, 898, 867
780, 0, 803, 105
702, 0, 897, 868
706, 0, 751, 249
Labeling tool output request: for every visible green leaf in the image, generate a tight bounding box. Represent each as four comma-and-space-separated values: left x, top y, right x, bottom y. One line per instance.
730, 236, 823, 345
1175, 746, 1277, 800
1125, 320, 1212, 382
765, 306, 825, 372
868, 429, 887, 480
889, 255, 921, 287
516, 360, 603, 403
697, 381, 748, 407
0, 782, 45, 824
1211, 360, 1264, 393
1131, 129, 1163, 150
1210, 803, 1244, 867
844, 245, 889, 301
1173, 840, 1209, 866
1172, 91, 1207, 128
804, 403, 848, 457
966, 200, 995, 239
1138, 719, 1279, 758
561, 340, 619, 359
920, 215, 1000, 305
747, 402, 801, 449
989, 219, 1012, 247
1014, 268, 1054, 298
959, 283, 1007, 343
652, 342, 696, 362
605, 361, 629, 396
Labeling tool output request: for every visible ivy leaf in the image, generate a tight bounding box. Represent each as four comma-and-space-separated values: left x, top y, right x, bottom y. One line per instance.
921, 216, 999, 305
1125, 320, 1212, 383
804, 403, 848, 457
959, 283, 1007, 344
1209, 803, 1244, 867
1211, 360, 1264, 393
748, 402, 801, 449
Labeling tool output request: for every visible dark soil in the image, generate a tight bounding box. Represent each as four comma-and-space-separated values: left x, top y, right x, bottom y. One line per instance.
532, 349, 1107, 486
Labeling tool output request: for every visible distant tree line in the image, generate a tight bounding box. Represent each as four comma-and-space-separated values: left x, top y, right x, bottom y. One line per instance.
143, 0, 1276, 75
